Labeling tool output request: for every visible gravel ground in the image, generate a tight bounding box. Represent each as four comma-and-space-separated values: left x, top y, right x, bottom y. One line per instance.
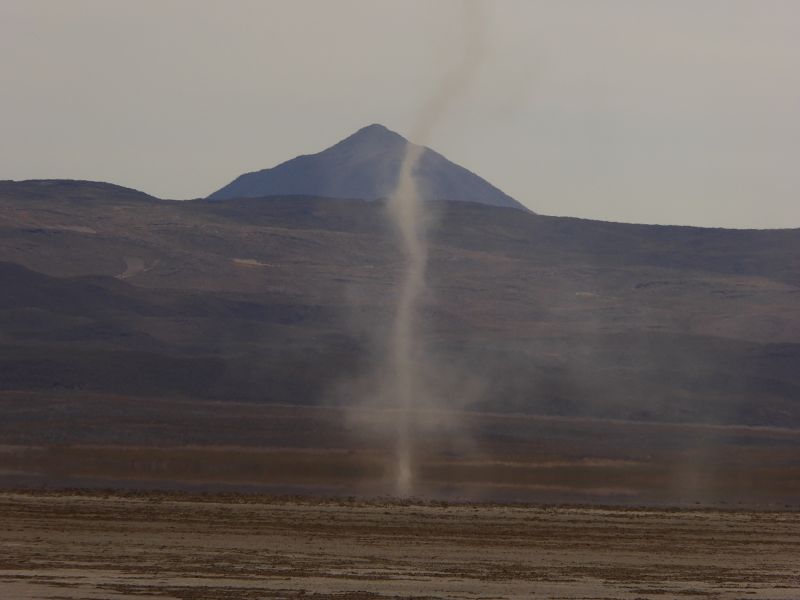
1, 490, 799, 599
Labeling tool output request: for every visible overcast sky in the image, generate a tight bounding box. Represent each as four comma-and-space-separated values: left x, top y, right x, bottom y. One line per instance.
2, 1, 798, 228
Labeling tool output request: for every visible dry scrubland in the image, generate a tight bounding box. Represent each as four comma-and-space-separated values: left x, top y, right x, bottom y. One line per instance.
1, 490, 799, 600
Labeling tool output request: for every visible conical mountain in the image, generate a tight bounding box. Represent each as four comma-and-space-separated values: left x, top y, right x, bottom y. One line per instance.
208, 124, 526, 210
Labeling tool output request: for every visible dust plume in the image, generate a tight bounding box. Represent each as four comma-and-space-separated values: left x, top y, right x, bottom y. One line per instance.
383, 0, 488, 496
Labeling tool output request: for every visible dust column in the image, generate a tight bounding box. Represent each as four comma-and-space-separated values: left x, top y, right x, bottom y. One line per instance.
384, 0, 486, 496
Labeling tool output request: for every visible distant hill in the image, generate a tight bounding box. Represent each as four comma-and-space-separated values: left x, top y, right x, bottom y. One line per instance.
0, 179, 157, 203
1, 180, 799, 429
208, 124, 526, 210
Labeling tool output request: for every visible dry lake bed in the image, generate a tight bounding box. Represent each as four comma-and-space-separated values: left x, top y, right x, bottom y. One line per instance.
1, 490, 799, 599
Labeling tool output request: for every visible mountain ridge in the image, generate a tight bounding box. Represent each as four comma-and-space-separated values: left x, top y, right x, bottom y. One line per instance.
208, 124, 527, 210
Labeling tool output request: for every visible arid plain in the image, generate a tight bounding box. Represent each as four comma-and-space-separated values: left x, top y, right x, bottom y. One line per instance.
2, 399, 800, 598
2, 175, 799, 599
2, 490, 799, 600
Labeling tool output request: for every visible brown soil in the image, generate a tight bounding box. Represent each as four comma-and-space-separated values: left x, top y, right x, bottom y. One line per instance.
2, 400, 799, 508
1, 490, 799, 599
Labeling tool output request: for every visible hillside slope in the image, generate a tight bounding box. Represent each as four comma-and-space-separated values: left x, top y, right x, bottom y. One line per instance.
1, 180, 799, 426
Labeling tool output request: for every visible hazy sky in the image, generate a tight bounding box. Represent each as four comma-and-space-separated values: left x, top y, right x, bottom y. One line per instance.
2, 1, 799, 228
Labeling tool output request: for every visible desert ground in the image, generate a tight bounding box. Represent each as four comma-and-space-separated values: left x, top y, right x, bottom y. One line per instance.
2, 398, 799, 508
2, 400, 799, 599
1, 490, 799, 600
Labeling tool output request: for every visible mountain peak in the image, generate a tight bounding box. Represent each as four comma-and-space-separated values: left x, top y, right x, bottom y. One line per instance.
208, 125, 527, 211
325, 123, 407, 156
352, 123, 395, 136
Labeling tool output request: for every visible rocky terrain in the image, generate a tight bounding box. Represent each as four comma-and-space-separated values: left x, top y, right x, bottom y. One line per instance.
2, 490, 799, 599
1, 178, 799, 428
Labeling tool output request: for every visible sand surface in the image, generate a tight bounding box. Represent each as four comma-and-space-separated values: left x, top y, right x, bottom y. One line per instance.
1, 491, 799, 599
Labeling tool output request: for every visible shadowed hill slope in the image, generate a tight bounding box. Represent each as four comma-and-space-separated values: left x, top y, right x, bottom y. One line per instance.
1, 180, 799, 427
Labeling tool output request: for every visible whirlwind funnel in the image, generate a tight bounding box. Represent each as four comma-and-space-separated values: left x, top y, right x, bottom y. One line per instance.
382, 0, 487, 496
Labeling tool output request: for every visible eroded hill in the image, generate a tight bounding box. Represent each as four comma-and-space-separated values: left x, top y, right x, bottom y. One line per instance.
1, 179, 799, 427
